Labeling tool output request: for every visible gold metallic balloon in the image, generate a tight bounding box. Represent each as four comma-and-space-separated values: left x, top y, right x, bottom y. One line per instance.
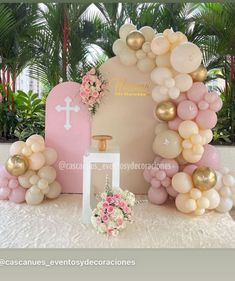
192, 166, 217, 191
190, 65, 207, 82
155, 101, 177, 121
5, 155, 29, 176
126, 31, 145, 51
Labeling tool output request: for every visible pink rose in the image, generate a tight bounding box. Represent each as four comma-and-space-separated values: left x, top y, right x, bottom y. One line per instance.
114, 193, 121, 200
124, 207, 131, 214
96, 217, 101, 224
119, 201, 127, 209
116, 218, 123, 225
106, 196, 114, 204
92, 91, 99, 98
102, 202, 109, 208
107, 206, 114, 214
102, 215, 109, 223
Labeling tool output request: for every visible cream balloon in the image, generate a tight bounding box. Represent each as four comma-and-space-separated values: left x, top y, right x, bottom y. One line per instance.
119, 48, 137, 66
175, 193, 192, 213
150, 67, 173, 85
151, 86, 169, 103
147, 51, 156, 59
137, 57, 155, 73
29, 175, 40, 185
22, 146, 32, 157
194, 208, 205, 216
28, 152, 45, 170
223, 174, 235, 187
10, 141, 25, 156
202, 189, 220, 209
25, 188, 44, 205
216, 197, 233, 213
43, 147, 57, 165
46, 181, 62, 199
220, 186, 232, 197
199, 129, 213, 145
155, 52, 171, 67
151, 36, 170, 55
197, 197, 210, 209
152, 130, 182, 159
178, 120, 199, 139
37, 178, 49, 190
26, 134, 45, 147
38, 165, 56, 184
167, 32, 179, 44
168, 87, 180, 99
18, 170, 36, 189
174, 74, 193, 92
119, 23, 136, 41
136, 49, 146, 60
112, 39, 126, 55
172, 172, 194, 193
139, 26, 155, 42
142, 42, 151, 53
31, 142, 45, 153
170, 42, 202, 73
185, 198, 197, 212
190, 188, 202, 200
175, 31, 188, 43
182, 149, 203, 163
213, 171, 223, 191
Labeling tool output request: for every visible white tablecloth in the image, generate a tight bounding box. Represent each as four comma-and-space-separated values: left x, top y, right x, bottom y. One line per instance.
0, 195, 235, 248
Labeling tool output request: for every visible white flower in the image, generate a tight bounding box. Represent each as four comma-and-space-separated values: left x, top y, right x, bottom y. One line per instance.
97, 223, 107, 234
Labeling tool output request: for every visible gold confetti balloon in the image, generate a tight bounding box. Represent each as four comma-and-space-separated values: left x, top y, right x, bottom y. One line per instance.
192, 166, 217, 191
155, 101, 177, 121
190, 64, 207, 82
126, 31, 145, 50
5, 155, 29, 176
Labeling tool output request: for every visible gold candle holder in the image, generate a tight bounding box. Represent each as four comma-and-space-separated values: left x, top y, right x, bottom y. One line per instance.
92, 135, 113, 152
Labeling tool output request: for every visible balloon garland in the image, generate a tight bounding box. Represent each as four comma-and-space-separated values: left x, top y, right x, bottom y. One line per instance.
0, 135, 61, 205
113, 24, 233, 215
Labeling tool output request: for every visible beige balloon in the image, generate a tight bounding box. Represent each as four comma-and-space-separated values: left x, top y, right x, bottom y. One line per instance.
152, 130, 182, 159
190, 188, 202, 200
139, 26, 155, 42
151, 36, 170, 55
178, 120, 199, 139
119, 48, 137, 66
37, 178, 49, 190
22, 146, 32, 157
46, 181, 62, 199
112, 39, 126, 56
202, 189, 220, 209
137, 57, 155, 73
26, 134, 45, 147
119, 23, 136, 41
175, 193, 192, 213
31, 142, 45, 153
18, 170, 36, 189
151, 86, 169, 103
199, 129, 213, 145
170, 42, 202, 73
172, 172, 194, 193
43, 147, 58, 165
174, 74, 193, 92
136, 49, 146, 60
142, 42, 151, 53
155, 52, 171, 68
38, 165, 56, 184
150, 67, 173, 85
10, 141, 25, 156
28, 152, 46, 170
182, 149, 203, 163
25, 188, 44, 205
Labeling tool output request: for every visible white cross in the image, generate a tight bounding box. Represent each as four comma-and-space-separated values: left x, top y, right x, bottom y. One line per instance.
55, 96, 80, 130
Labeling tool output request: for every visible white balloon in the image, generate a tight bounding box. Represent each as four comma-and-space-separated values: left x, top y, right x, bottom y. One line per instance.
213, 171, 223, 191
197, 197, 210, 209
26, 134, 45, 146
10, 141, 25, 156
174, 74, 193, 92
172, 172, 194, 193
168, 87, 180, 99
38, 166, 56, 184
136, 49, 146, 60
25, 188, 44, 205
223, 174, 235, 187
202, 189, 220, 209
216, 197, 233, 213
142, 42, 151, 53
119, 48, 137, 66
112, 39, 126, 55
170, 42, 202, 73
151, 36, 170, 55
46, 181, 62, 199
151, 67, 173, 85
18, 170, 36, 189
190, 188, 202, 200
139, 26, 155, 42
219, 186, 232, 198
175, 193, 192, 213
137, 57, 155, 73
119, 23, 136, 41
151, 86, 169, 103
155, 53, 171, 67
164, 78, 175, 88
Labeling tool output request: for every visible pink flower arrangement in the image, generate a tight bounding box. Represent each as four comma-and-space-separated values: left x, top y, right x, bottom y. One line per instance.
91, 187, 136, 237
79, 68, 107, 115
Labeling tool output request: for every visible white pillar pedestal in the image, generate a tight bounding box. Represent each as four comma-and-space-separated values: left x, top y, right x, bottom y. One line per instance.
82, 146, 120, 224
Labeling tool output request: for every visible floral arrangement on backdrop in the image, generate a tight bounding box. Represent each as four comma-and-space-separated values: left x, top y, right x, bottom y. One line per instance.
80, 68, 107, 115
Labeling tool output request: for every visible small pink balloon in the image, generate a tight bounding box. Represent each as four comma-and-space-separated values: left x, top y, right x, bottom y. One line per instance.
196, 109, 217, 129
160, 159, 179, 177
161, 176, 171, 187
168, 117, 183, 131
0, 187, 11, 200
0, 178, 8, 188
150, 167, 159, 177
187, 82, 208, 102
9, 187, 26, 204
204, 92, 217, 103
183, 165, 198, 175
173, 92, 187, 104
177, 100, 198, 120
0, 166, 15, 180
8, 179, 19, 189
151, 178, 161, 189
196, 144, 220, 170
156, 170, 166, 181
198, 100, 209, 110
209, 98, 222, 112
166, 185, 178, 198
148, 187, 168, 205
143, 169, 152, 183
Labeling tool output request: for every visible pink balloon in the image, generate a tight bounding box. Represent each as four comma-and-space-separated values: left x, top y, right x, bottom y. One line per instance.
8, 179, 19, 189
166, 185, 178, 198
0, 187, 11, 200
156, 170, 166, 181
196, 144, 220, 170
204, 92, 217, 103
143, 169, 152, 183
0, 178, 9, 188
177, 100, 198, 120
161, 176, 171, 187
151, 178, 161, 189
183, 165, 198, 175
187, 82, 208, 102
168, 117, 183, 131
150, 167, 159, 177
160, 159, 179, 177
198, 100, 209, 110
173, 92, 187, 104
148, 187, 168, 205
196, 109, 217, 129
209, 98, 223, 112
9, 187, 26, 203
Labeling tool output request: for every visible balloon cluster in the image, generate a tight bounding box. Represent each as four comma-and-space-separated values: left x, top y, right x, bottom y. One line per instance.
0, 135, 61, 205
